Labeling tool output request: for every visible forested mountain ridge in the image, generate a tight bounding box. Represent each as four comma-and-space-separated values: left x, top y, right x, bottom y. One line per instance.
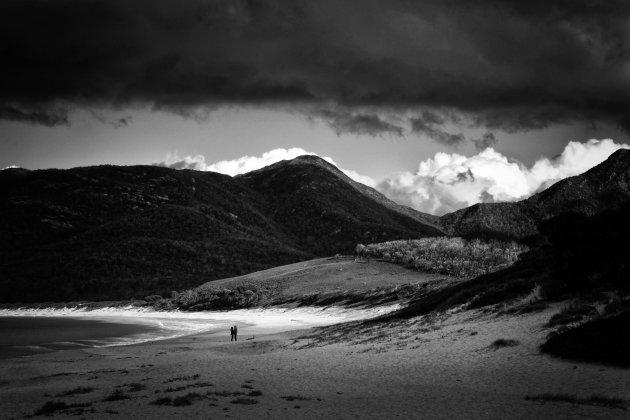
0, 157, 439, 302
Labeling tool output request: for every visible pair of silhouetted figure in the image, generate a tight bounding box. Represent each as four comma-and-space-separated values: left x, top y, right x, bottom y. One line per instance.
230, 325, 238, 341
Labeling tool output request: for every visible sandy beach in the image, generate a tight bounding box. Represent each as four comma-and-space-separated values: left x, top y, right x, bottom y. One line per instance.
1, 303, 628, 419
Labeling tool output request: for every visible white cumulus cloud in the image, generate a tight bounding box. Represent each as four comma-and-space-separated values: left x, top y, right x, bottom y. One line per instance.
377, 139, 629, 216
156, 147, 377, 187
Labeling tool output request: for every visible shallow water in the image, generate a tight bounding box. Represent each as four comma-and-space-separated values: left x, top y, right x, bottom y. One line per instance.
0, 316, 164, 358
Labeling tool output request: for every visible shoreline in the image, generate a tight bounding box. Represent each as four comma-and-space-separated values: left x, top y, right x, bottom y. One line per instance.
0, 304, 400, 359
1, 304, 627, 419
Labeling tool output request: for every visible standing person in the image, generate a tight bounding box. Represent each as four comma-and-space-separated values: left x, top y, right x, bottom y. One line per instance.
230, 326, 235, 341
233, 325, 238, 341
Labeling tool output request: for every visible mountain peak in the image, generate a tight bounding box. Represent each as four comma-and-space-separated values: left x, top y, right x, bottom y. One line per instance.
239, 153, 442, 229
238, 154, 340, 178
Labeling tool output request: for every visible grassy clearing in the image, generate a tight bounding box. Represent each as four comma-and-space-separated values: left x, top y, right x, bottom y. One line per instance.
168, 256, 452, 311
525, 394, 628, 410
356, 237, 527, 278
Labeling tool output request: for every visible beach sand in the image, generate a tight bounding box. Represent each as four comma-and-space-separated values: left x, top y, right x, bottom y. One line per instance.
1, 303, 628, 419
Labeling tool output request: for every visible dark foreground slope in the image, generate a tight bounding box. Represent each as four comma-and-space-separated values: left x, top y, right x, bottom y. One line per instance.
440, 149, 630, 240
0, 157, 439, 302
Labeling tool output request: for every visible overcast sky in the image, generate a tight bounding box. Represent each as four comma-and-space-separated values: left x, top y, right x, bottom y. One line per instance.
2, 0, 630, 214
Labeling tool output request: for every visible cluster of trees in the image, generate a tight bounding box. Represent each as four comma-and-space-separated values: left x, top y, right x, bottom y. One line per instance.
168, 282, 278, 311
355, 237, 528, 278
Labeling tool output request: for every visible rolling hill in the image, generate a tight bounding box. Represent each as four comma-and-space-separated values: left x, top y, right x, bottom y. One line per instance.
0, 157, 440, 302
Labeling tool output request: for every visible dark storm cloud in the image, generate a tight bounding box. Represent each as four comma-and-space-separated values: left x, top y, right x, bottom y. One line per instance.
0, 105, 69, 127
410, 111, 465, 146
318, 109, 403, 137
2, 0, 630, 132
88, 111, 133, 128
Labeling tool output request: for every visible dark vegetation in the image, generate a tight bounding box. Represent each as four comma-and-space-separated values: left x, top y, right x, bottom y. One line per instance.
489, 339, 520, 349
103, 389, 131, 402
541, 310, 630, 367
230, 397, 259, 405
525, 394, 628, 410
163, 374, 200, 383
207, 390, 246, 397
163, 382, 213, 393
56, 386, 94, 396
150, 389, 262, 407
281, 395, 311, 401
172, 279, 428, 311
378, 202, 630, 328
120, 383, 146, 392
150, 396, 173, 406
150, 393, 204, 406
0, 156, 440, 303
34, 400, 90, 416
546, 302, 597, 327
172, 393, 203, 406
34, 400, 70, 415
355, 237, 526, 278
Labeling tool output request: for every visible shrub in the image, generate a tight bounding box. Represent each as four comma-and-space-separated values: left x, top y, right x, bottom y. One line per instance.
144, 295, 163, 303
546, 302, 597, 327
280, 395, 311, 401
151, 396, 172, 406
124, 383, 146, 392
490, 339, 520, 349
355, 237, 527, 278
103, 389, 131, 402
56, 386, 94, 396
230, 397, 259, 405
172, 396, 193, 406
34, 401, 69, 415
541, 311, 630, 367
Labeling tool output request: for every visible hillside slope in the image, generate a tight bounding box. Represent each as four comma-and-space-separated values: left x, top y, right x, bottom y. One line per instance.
440, 149, 630, 240
0, 157, 439, 302
238, 156, 442, 254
